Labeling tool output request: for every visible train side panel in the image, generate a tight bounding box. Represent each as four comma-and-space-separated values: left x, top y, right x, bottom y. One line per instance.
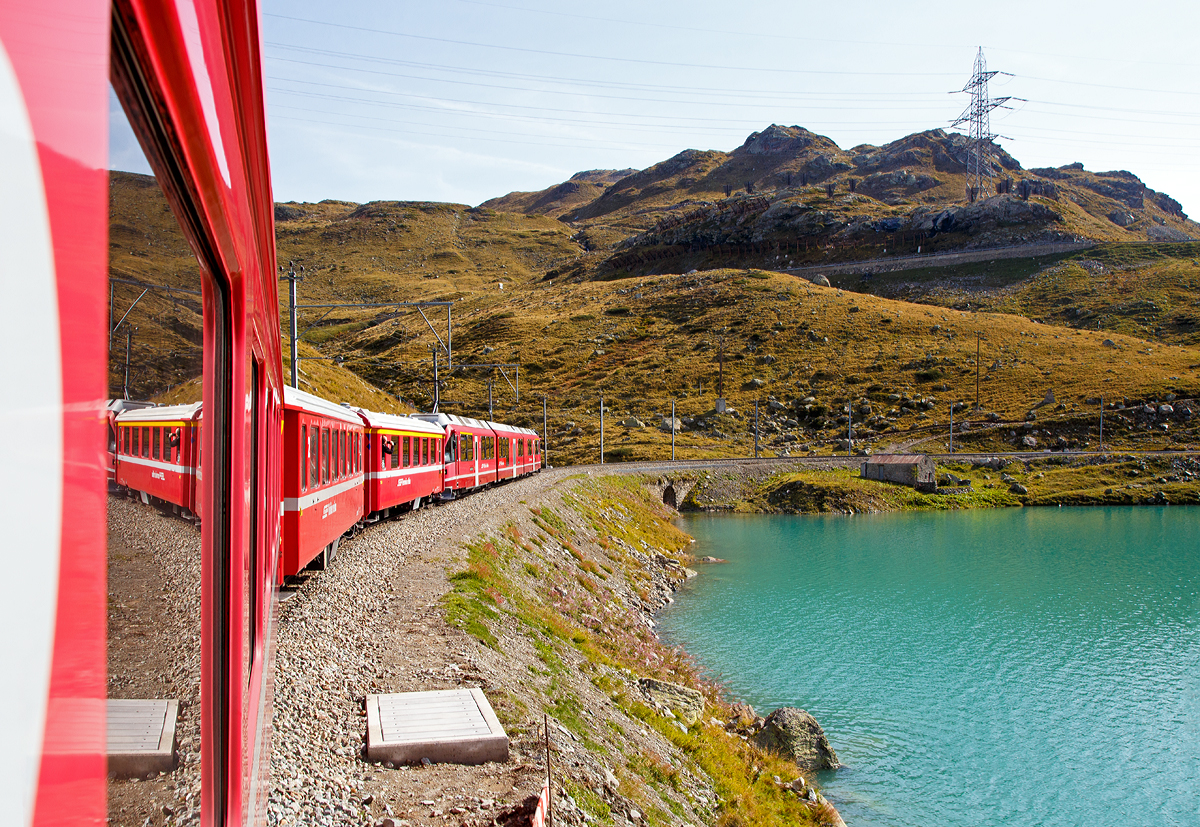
115, 404, 202, 512
281, 388, 364, 578
356, 408, 444, 516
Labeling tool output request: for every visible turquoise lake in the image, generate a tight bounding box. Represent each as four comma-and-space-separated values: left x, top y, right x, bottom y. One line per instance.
661, 508, 1200, 827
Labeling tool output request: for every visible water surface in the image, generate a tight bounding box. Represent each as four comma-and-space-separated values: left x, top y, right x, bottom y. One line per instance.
662, 508, 1200, 827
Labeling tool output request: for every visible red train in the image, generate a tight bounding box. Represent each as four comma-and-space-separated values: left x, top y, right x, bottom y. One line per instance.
115, 389, 542, 581
3, 2, 544, 824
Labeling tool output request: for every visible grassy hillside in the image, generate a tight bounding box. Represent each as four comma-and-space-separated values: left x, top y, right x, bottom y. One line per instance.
835, 242, 1200, 347
109, 142, 1200, 464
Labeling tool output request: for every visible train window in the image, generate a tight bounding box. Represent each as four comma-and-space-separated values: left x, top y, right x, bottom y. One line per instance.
334, 429, 341, 481
341, 431, 347, 477
388, 437, 397, 469
140, 426, 149, 457
459, 433, 470, 462
322, 427, 330, 484
309, 426, 319, 489
401, 437, 409, 467
421, 437, 428, 466
150, 427, 159, 460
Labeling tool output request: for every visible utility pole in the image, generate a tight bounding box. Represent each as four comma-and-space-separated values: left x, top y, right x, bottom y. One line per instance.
432, 347, 440, 412
487, 380, 493, 420
1099, 395, 1104, 450
123, 327, 133, 400
951, 48, 1014, 202
754, 400, 759, 459
542, 395, 548, 469
671, 399, 676, 462
279, 261, 303, 388
950, 404, 954, 454
599, 395, 605, 465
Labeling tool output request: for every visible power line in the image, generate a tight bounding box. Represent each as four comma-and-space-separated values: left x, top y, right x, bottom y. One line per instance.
266, 56, 957, 111
265, 13, 962, 77
267, 86, 946, 132
267, 75, 955, 118
265, 42, 953, 100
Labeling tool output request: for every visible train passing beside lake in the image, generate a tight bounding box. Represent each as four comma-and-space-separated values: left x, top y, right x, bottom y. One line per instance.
112, 389, 542, 579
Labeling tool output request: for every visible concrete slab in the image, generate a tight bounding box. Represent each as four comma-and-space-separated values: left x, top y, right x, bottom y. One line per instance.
366, 688, 508, 766
107, 698, 178, 777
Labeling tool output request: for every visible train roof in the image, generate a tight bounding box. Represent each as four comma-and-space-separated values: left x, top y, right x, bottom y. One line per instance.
410, 412, 492, 431
352, 407, 444, 435
106, 399, 156, 414
283, 386, 364, 426
115, 402, 202, 423
487, 421, 539, 438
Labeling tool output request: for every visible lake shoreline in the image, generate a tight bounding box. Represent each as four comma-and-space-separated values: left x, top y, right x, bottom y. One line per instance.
665, 452, 1200, 514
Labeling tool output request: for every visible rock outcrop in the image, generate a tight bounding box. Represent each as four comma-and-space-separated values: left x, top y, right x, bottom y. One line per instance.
752, 707, 840, 771
638, 678, 705, 726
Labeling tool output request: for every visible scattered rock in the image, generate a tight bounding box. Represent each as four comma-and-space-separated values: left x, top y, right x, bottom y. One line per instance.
752, 708, 839, 771
1009, 483, 1029, 495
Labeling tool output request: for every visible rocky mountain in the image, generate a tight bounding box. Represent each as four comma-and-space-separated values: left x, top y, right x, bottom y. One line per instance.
478, 168, 638, 219
480, 125, 1198, 278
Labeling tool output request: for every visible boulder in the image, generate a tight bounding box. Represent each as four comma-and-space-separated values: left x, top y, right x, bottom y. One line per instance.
1021, 435, 1038, 448
621, 417, 644, 428
812, 274, 831, 287
1010, 482, 1029, 495
752, 708, 839, 771
638, 678, 704, 726
660, 416, 682, 433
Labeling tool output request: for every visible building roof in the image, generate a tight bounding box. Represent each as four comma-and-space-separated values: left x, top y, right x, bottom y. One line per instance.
862, 454, 928, 465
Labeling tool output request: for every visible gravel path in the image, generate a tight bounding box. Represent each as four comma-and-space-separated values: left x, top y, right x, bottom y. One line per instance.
267, 469, 575, 827
107, 496, 203, 826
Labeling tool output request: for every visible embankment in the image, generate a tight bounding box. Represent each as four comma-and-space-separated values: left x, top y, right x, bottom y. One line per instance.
265, 469, 844, 827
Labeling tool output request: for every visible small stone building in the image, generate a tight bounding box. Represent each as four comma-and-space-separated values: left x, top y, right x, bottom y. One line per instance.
861, 454, 937, 492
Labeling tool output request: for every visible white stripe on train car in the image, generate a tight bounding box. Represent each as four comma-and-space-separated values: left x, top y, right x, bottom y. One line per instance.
282, 475, 363, 513
365, 467, 437, 482
0, 38, 62, 827
119, 456, 196, 475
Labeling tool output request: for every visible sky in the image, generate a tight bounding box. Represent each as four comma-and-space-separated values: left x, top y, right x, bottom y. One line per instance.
110, 0, 1200, 218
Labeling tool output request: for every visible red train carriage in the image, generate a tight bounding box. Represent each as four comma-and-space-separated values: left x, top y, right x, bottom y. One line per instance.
489, 422, 542, 480
412, 413, 498, 495
281, 387, 364, 578
105, 399, 155, 484
115, 403, 202, 515
355, 408, 444, 519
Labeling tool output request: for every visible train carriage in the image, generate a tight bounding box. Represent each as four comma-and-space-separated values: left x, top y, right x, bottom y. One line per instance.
412, 412, 497, 495
488, 421, 530, 480
115, 403, 202, 515
355, 408, 444, 519
499, 424, 542, 477
105, 399, 155, 485
281, 387, 364, 578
